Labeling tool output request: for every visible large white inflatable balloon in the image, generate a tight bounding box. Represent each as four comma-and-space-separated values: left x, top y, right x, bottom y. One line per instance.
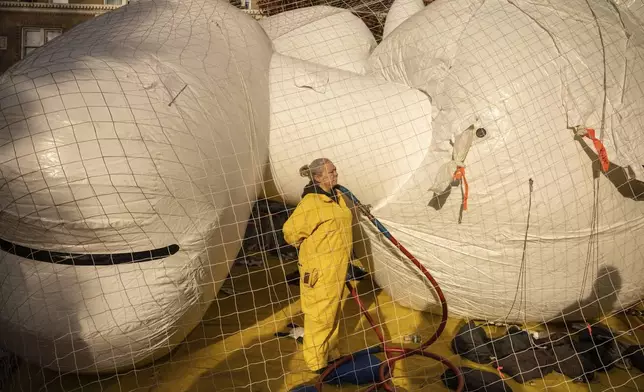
0, 0, 272, 372
259, 6, 377, 74
269, 0, 644, 323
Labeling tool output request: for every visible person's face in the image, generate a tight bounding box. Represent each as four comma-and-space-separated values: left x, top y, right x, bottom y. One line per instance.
314, 161, 338, 189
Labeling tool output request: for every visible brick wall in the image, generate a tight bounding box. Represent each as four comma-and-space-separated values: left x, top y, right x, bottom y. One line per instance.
0, 12, 97, 74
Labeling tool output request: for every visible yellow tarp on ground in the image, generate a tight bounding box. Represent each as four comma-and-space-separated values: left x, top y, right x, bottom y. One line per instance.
8, 257, 644, 392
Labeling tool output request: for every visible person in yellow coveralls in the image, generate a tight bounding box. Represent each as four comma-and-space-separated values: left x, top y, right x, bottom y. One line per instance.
282, 158, 354, 373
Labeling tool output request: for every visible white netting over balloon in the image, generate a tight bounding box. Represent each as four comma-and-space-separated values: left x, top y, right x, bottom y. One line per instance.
0, 0, 643, 390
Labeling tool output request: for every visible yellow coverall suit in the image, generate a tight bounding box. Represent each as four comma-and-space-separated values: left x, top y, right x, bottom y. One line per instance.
283, 187, 353, 372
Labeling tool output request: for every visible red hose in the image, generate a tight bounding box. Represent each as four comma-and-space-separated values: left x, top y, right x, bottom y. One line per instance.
313, 208, 464, 391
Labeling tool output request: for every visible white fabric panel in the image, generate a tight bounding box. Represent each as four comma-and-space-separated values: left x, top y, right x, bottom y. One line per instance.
363, 0, 644, 322
382, 0, 424, 39
259, 6, 376, 74
0, 0, 272, 372
268, 53, 433, 209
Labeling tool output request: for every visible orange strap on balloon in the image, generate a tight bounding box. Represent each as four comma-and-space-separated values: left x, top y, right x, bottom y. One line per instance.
453, 167, 469, 211
582, 128, 609, 173
496, 366, 504, 379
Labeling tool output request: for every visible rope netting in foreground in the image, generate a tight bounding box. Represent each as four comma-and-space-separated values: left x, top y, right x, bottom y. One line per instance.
0, 0, 643, 390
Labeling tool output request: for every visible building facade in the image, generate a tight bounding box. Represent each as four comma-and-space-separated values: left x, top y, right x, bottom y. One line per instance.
0, 0, 126, 73
0, 0, 263, 74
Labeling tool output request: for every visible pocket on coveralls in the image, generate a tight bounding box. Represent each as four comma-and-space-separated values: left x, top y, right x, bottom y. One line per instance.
301, 268, 320, 289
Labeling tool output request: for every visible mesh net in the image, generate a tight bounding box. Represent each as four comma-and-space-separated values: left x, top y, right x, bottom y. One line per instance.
1, 0, 644, 390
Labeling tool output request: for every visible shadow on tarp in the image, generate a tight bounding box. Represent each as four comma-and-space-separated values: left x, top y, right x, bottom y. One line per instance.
556, 265, 622, 323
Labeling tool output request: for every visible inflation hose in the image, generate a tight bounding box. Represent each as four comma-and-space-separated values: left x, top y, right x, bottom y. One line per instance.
313, 186, 464, 392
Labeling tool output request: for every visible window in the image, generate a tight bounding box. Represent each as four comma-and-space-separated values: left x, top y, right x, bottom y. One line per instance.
21, 27, 62, 59
104, 0, 125, 5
